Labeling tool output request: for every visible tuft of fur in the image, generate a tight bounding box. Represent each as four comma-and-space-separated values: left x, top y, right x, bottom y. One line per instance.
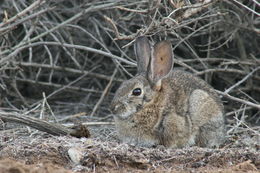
111, 37, 226, 148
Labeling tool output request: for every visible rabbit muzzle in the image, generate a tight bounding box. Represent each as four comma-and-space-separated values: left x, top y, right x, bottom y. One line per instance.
111, 100, 136, 119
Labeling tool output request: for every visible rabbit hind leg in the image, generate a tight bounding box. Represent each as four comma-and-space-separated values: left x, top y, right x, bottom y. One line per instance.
189, 89, 226, 147
195, 113, 226, 147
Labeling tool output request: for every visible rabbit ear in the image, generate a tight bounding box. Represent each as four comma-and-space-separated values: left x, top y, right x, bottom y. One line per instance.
134, 37, 151, 74
149, 41, 173, 88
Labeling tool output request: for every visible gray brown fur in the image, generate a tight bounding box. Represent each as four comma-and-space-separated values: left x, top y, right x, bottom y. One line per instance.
111, 37, 226, 148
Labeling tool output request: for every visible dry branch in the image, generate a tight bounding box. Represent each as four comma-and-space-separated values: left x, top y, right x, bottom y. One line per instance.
224, 67, 260, 94
0, 0, 259, 126
216, 90, 260, 110
0, 1, 124, 65
1, 41, 136, 66
65, 122, 115, 126
1, 75, 105, 94
0, 111, 90, 138
90, 67, 118, 116
0, 0, 45, 28
17, 62, 123, 82
167, 0, 216, 22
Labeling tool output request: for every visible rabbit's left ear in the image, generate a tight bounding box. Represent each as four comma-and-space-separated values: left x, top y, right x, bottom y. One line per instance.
149, 40, 173, 89
134, 37, 152, 75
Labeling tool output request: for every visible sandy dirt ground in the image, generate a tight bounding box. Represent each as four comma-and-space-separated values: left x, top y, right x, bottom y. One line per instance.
0, 126, 259, 173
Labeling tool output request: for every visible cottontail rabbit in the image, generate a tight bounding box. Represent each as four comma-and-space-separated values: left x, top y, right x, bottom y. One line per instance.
111, 37, 226, 148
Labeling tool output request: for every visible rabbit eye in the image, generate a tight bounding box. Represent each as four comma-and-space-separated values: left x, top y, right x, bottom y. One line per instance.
132, 88, 142, 96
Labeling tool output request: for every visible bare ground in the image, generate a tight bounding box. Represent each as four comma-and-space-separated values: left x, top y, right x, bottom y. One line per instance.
0, 126, 259, 173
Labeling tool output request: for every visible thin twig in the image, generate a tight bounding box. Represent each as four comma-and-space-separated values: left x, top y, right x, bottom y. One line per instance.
64, 122, 115, 127
224, 67, 260, 94
57, 112, 86, 122
196, 69, 260, 80
2, 41, 136, 66
1, 75, 106, 94
90, 67, 118, 116
0, 0, 45, 28
216, 90, 260, 110
17, 61, 123, 82
0, 1, 120, 60
230, 0, 260, 16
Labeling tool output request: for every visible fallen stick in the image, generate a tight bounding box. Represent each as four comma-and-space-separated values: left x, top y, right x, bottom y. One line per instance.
0, 111, 90, 138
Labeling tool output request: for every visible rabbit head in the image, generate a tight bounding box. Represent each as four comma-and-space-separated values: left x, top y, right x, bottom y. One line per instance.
111, 37, 173, 120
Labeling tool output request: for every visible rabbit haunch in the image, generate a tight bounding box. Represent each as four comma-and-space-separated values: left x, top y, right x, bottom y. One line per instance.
111, 37, 226, 148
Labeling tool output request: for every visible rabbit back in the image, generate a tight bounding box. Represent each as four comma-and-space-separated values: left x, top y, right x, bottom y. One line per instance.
156, 69, 225, 147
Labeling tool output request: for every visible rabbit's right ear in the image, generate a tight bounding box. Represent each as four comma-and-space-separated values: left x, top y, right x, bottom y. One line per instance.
134, 37, 151, 74
149, 40, 173, 90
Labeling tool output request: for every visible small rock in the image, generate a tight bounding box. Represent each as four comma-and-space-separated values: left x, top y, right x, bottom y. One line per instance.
68, 147, 84, 164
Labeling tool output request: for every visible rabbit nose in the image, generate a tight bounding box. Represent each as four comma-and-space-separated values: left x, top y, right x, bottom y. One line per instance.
114, 105, 120, 111
111, 101, 121, 113
110, 102, 117, 112
114, 105, 121, 112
